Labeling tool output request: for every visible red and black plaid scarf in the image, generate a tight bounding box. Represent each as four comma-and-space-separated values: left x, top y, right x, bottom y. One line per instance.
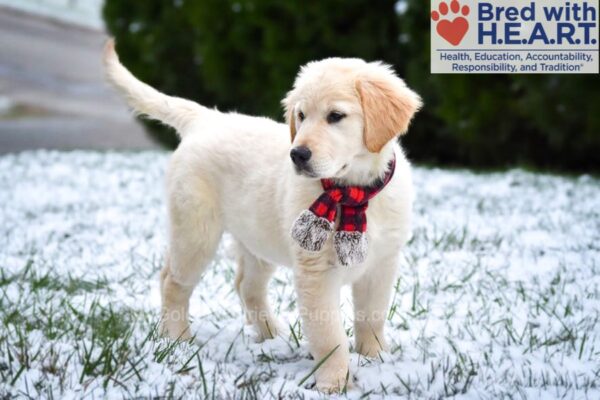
312, 158, 396, 232
291, 156, 396, 266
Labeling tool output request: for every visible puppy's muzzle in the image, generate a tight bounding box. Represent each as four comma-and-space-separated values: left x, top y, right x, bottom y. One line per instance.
290, 146, 312, 170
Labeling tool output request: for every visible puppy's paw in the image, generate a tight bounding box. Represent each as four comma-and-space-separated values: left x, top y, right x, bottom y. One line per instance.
252, 318, 285, 342
356, 336, 388, 358
315, 368, 353, 394
160, 319, 192, 341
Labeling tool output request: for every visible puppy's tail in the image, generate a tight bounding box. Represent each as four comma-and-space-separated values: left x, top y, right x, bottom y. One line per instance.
103, 39, 207, 137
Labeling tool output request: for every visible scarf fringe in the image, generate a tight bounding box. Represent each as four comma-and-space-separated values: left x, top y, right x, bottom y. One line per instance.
291, 210, 369, 266
290, 210, 333, 252
334, 231, 368, 266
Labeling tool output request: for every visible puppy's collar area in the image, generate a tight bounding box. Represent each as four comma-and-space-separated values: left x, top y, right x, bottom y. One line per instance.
335, 144, 396, 187
290, 156, 396, 266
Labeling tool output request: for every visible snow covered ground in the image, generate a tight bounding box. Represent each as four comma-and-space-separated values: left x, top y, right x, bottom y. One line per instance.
0, 151, 598, 399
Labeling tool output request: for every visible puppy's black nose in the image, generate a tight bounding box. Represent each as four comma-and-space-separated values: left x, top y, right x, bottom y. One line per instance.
290, 146, 312, 168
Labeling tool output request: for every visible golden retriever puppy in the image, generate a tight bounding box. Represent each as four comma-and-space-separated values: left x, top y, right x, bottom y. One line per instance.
104, 39, 421, 393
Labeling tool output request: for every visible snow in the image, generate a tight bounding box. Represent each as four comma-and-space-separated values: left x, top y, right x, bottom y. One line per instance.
0, 150, 598, 398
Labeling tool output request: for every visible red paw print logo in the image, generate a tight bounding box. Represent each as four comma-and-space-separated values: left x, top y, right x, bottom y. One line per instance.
431, 0, 470, 46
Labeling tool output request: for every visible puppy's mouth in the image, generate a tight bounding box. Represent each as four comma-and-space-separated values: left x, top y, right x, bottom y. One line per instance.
294, 165, 319, 178
294, 162, 349, 179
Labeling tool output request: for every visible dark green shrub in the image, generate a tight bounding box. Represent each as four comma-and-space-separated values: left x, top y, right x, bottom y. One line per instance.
103, 0, 600, 172
103, 0, 401, 148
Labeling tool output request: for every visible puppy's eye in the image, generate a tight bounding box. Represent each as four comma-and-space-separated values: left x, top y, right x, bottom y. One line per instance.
297, 111, 305, 122
327, 111, 346, 124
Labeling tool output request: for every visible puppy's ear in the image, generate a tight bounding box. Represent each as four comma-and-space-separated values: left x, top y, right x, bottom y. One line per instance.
356, 65, 422, 153
287, 108, 297, 142
282, 94, 296, 142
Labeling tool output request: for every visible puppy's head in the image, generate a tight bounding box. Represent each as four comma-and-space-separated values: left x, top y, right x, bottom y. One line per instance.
282, 58, 421, 181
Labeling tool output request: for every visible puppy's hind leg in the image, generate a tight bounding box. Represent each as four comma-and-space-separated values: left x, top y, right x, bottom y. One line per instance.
160, 170, 223, 340
234, 243, 282, 341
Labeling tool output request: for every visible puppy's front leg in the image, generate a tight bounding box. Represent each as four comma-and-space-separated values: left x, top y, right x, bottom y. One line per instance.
295, 259, 350, 393
352, 254, 399, 357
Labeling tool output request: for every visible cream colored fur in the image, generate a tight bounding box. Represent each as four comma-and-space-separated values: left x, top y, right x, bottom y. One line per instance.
104, 39, 421, 393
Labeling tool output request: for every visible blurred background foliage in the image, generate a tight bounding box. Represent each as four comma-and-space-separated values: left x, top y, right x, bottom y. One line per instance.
104, 0, 600, 172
